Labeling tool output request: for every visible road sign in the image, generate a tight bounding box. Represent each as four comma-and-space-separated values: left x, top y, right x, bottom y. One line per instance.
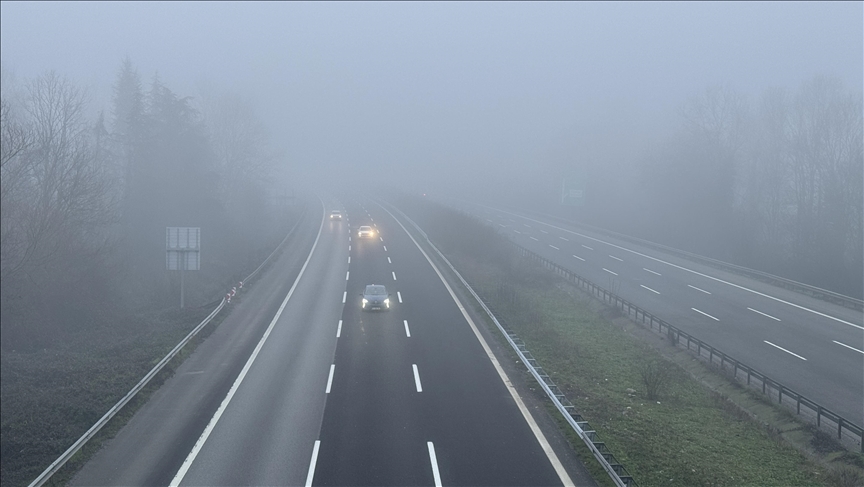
166, 227, 200, 270
561, 178, 584, 207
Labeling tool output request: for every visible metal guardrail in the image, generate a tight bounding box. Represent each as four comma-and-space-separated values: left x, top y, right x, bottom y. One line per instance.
29, 204, 309, 487
511, 243, 864, 453
383, 201, 637, 487
514, 207, 864, 312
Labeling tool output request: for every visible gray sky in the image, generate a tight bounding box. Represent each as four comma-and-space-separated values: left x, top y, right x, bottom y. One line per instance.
2, 1, 861, 191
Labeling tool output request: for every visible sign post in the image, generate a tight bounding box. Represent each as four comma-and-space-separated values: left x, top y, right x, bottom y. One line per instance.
166, 227, 200, 308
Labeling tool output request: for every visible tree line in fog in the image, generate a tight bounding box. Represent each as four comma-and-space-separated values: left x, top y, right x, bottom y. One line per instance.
0, 59, 288, 349
588, 76, 862, 297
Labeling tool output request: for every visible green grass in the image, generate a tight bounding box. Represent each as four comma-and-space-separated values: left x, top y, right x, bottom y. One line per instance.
392, 193, 862, 487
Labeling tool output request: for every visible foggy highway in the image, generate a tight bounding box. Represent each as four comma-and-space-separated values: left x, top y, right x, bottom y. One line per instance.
71, 199, 585, 486
442, 199, 864, 426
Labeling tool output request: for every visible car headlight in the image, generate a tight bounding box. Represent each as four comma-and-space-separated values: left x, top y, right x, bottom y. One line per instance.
362, 298, 368, 307
384, 298, 390, 307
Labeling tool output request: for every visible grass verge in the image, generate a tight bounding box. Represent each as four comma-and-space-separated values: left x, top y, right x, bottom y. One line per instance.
393, 193, 863, 487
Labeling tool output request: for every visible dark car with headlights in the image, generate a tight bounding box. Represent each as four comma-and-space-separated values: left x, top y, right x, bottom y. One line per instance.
361, 284, 391, 311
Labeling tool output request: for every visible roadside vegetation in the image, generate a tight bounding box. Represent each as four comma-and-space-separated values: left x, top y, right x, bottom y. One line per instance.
0, 59, 294, 487
395, 193, 864, 487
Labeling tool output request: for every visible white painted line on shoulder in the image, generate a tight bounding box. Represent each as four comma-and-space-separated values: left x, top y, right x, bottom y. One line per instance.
602, 268, 618, 276
342, 291, 346, 303
559, 236, 569, 241
392, 271, 397, 281
581, 244, 593, 250
326, 364, 335, 393
170, 203, 328, 487
336, 320, 342, 338
397, 291, 402, 303
688, 284, 711, 294
573, 255, 585, 261
640, 285, 660, 294
643, 268, 661, 276
748, 307, 781, 321
764, 341, 807, 360
494, 209, 864, 331
427, 442, 442, 487
304, 440, 320, 487
529, 236, 539, 241
345, 271, 349, 281
692, 308, 719, 321
412, 364, 423, 392
609, 255, 623, 262
388, 257, 392, 264
380, 203, 574, 486
383, 245, 387, 251
404, 320, 411, 337
549, 245, 560, 250
833, 340, 864, 354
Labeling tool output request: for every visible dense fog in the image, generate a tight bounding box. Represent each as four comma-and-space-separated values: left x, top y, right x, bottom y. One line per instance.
1, 2, 862, 349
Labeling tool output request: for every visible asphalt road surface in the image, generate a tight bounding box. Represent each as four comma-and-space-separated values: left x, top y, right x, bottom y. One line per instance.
71, 196, 593, 486
440, 198, 864, 426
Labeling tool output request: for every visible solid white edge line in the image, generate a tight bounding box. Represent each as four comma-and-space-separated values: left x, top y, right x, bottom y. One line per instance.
412, 364, 422, 392
572, 255, 585, 261
170, 200, 327, 486
397, 291, 403, 303
640, 285, 660, 294
747, 307, 781, 321
688, 284, 711, 294
602, 268, 617, 276
483, 206, 862, 331
336, 320, 342, 338
379, 203, 574, 486
692, 307, 719, 321
764, 340, 807, 360
325, 364, 335, 393
427, 442, 442, 487
643, 268, 661, 276
342, 291, 346, 303
304, 440, 320, 487
833, 340, 864, 354
404, 320, 411, 337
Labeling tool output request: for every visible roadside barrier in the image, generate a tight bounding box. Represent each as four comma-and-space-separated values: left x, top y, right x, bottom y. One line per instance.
515, 207, 864, 312
511, 243, 864, 453
383, 201, 637, 487
29, 204, 308, 487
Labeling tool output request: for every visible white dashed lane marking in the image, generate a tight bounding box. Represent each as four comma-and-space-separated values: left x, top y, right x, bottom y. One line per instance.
643, 268, 661, 276
412, 364, 423, 392
764, 341, 807, 360
692, 308, 719, 321
573, 255, 585, 261
549, 245, 559, 250
609, 255, 623, 262
748, 307, 781, 321
640, 285, 660, 294
602, 268, 618, 276
833, 340, 864, 354
688, 284, 711, 294
581, 245, 593, 250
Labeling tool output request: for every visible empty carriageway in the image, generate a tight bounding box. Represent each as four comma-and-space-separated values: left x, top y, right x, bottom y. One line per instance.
453, 199, 864, 426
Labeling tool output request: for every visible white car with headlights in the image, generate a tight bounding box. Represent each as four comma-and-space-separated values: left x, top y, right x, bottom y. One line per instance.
361, 284, 391, 311
357, 225, 375, 238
